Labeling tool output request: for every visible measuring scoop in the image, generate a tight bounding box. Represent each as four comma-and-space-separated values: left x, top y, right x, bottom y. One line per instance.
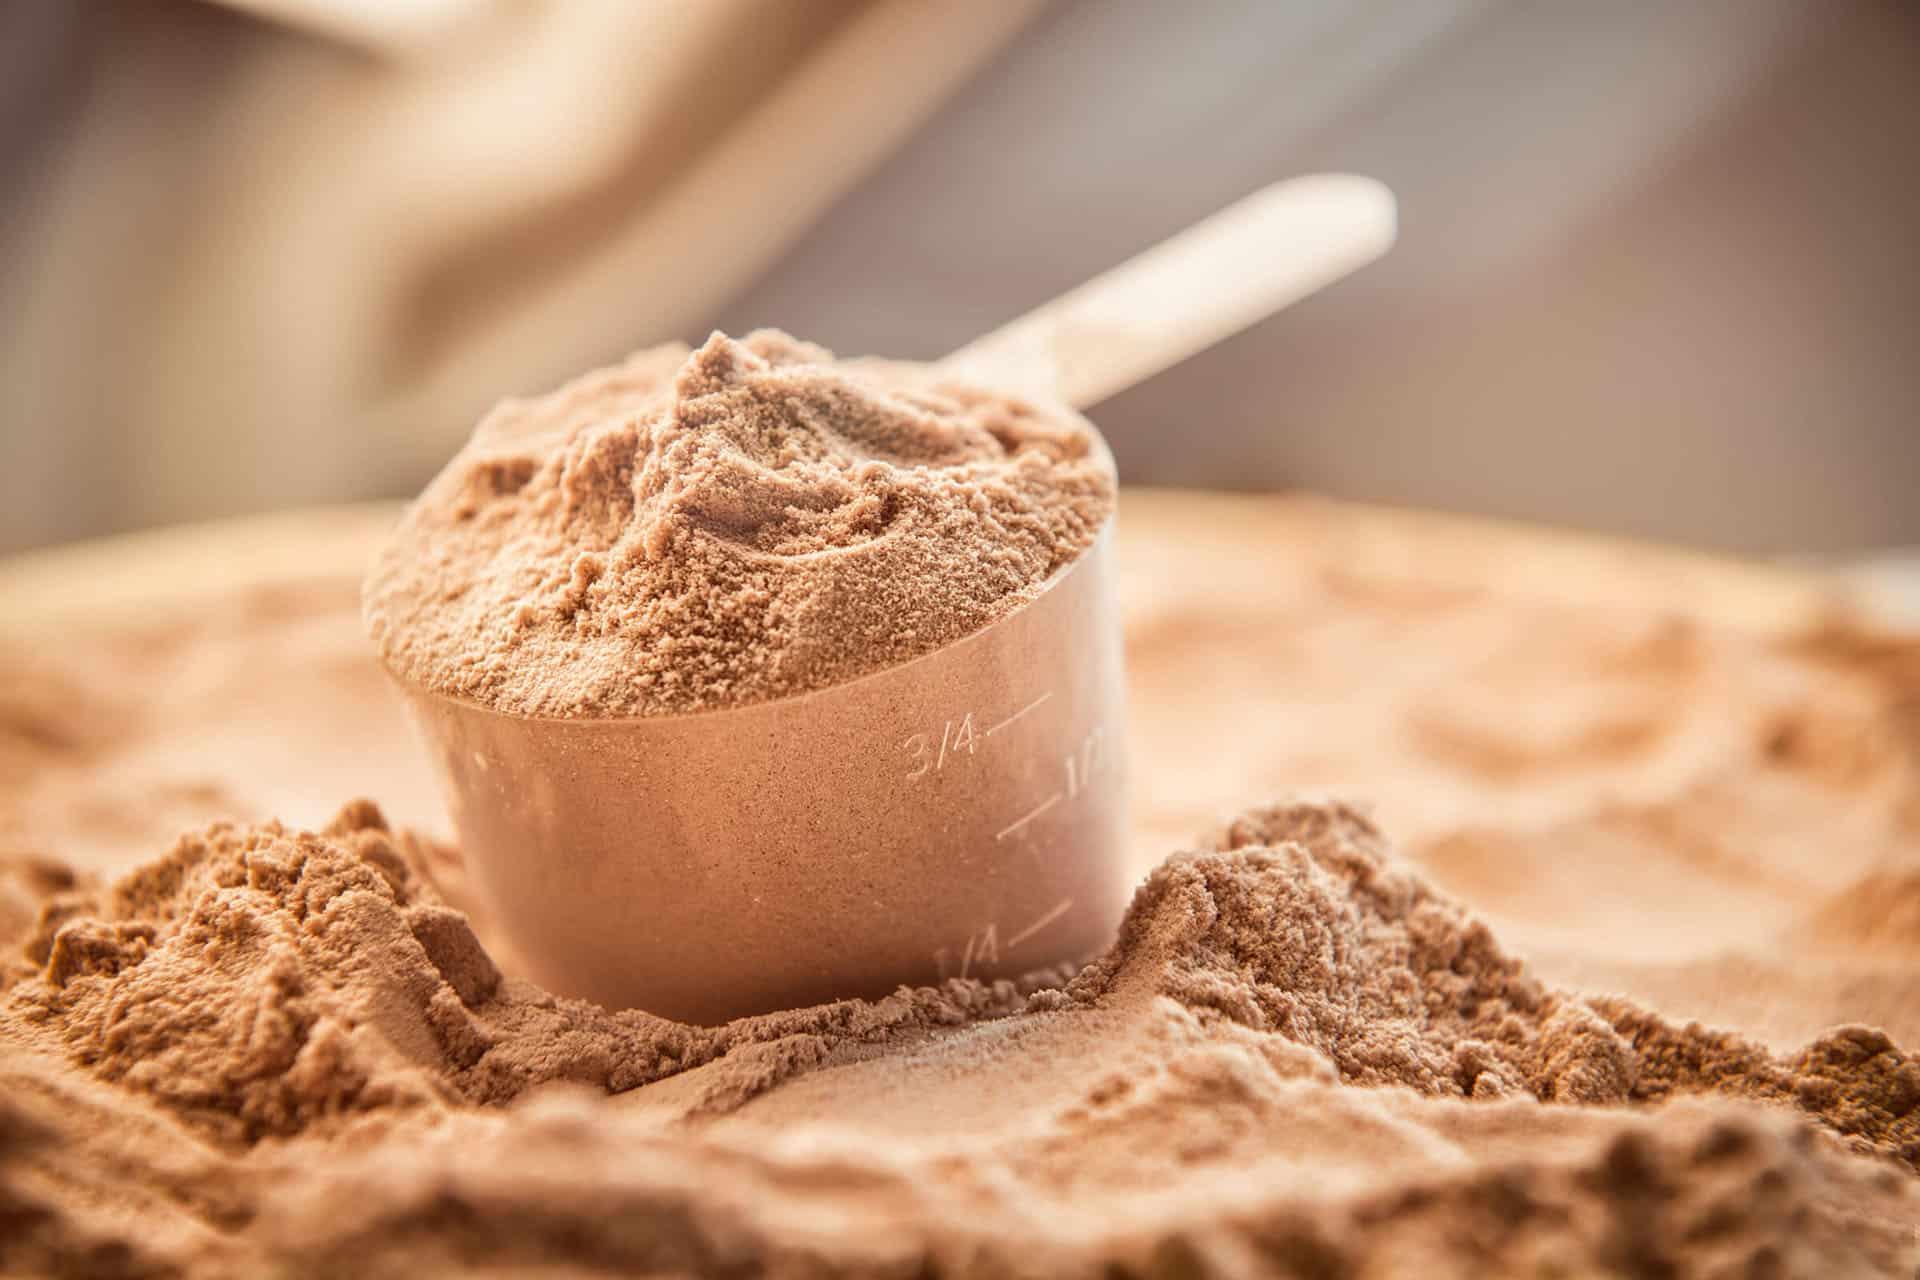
396, 175, 1396, 1023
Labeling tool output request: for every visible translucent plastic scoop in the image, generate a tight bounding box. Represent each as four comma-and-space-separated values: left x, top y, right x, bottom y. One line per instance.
394, 176, 1396, 1022
399, 527, 1126, 1023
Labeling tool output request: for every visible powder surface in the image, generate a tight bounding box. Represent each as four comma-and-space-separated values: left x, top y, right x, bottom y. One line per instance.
362, 330, 1116, 717
4, 492, 1920, 1277
1, 799, 1915, 1276
0, 802, 1043, 1146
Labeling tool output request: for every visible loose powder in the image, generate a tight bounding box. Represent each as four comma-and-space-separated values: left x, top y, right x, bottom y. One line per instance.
363, 330, 1116, 718
1, 799, 1915, 1275
0, 802, 1042, 1144
5, 493, 1920, 1276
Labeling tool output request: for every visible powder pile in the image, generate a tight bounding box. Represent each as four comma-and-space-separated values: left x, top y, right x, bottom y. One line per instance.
0, 801, 1042, 1146
363, 330, 1116, 718
1081, 801, 1918, 1163
2, 798, 1916, 1274
5, 491, 1920, 1276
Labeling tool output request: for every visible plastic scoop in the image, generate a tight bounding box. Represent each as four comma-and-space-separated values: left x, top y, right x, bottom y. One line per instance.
402, 527, 1125, 1022
396, 176, 1396, 1023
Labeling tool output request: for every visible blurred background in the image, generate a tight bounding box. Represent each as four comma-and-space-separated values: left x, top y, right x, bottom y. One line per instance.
3, 0, 1917, 558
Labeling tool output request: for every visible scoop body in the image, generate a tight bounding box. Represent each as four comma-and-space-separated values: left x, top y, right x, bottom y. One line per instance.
394, 525, 1128, 1023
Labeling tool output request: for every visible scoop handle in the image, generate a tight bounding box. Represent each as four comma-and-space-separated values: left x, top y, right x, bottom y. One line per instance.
939, 174, 1396, 410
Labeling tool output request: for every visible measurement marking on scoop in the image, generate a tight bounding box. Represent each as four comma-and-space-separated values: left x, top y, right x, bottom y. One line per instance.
934, 921, 1002, 981
903, 713, 976, 779
996, 792, 1061, 841
903, 691, 1056, 780
985, 691, 1053, 738
1006, 898, 1074, 949
958, 922, 1000, 979
934, 902, 1070, 979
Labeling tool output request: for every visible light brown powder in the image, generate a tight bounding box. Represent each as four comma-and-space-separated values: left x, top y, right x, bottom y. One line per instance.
1082, 800, 1918, 1164
0, 798, 1915, 1275
0, 801, 1048, 1147
6, 493, 1920, 1276
362, 330, 1116, 718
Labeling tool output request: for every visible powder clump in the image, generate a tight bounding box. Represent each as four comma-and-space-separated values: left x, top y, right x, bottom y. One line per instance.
4, 803, 461, 1143
363, 329, 1116, 717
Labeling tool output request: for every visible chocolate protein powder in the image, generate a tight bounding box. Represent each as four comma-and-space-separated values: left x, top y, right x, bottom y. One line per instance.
361, 329, 1131, 1020
5, 494, 1920, 1274
363, 329, 1117, 719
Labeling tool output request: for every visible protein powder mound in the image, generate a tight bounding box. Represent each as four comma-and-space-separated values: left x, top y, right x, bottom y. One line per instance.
362, 330, 1117, 718
1, 799, 1915, 1276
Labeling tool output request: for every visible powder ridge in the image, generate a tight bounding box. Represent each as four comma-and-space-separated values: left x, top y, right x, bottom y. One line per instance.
1072, 800, 1919, 1165
4, 799, 1914, 1159
1, 798, 1916, 1275
362, 330, 1117, 718
0, 801, 1045, 1147
9, 493, 1920, 1276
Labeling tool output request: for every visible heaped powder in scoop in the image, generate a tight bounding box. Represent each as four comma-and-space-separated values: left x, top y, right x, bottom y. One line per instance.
363, 330, 1117, 718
